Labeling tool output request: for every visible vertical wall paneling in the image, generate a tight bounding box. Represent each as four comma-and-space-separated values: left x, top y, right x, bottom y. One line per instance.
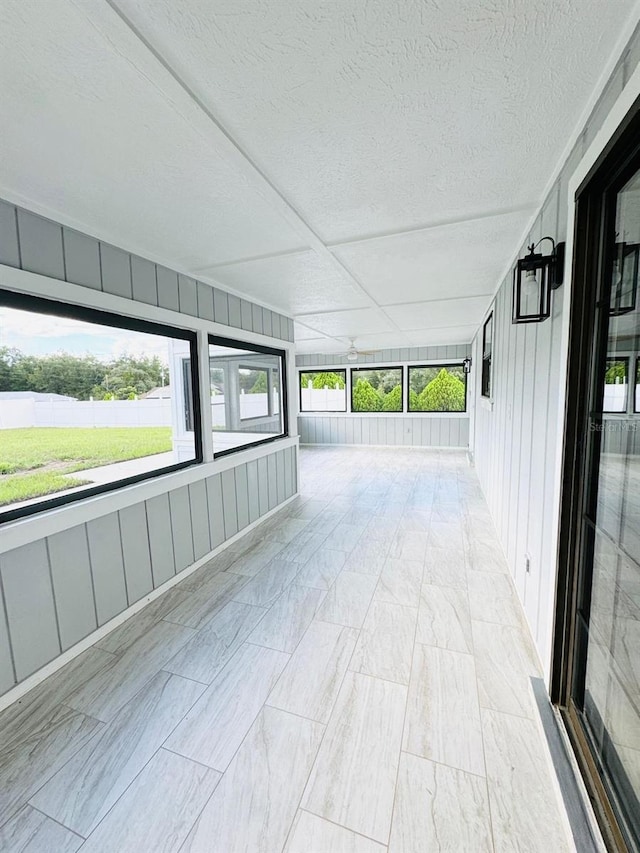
270, 313, 280, 340
131, 255, 157, 305
197, 282, 215, 321
178, 275, 198, 316
221, 468, 239, 539
0, 588, 14, 694
205, 474, 225, 549
100, 244, 133, 299
0, 541, 60, 681
471, 34, 640, 673
16, 209, 65, 279
156, 266, 180, 312
213, 288, 229, 325
169, 486, 196, 572
119, 503, 154, 604
275, 450, 286, 504
262, 309, 273, 337
146, 493, 176, 587
47, 525, 97, 651
284, 445, 293, 498
267, 453, 278, 510
240, 299, 253, 331
257, 456, 270, 517
252, 304, 263, 335
63, 228, 102, 290
188, 479, 212, 560
0, 196, 298, 701
297, 415, 469, 448
0, 200, 20, 267
86, 513, 128, 625
246, 460, 260, 523
234, 463, 250, 531
227, 294, 242, 328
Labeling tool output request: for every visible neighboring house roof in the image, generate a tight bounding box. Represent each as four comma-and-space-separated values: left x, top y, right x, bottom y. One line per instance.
0, 391, 77, 401
142, 385, 172, 399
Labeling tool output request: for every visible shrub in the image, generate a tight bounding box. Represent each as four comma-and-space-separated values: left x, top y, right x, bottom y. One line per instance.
352, 378, 383, 412
382, 384, 403, 411
419, 368, 465, 411
409, 389, 420, 411
310, 371, 345, 389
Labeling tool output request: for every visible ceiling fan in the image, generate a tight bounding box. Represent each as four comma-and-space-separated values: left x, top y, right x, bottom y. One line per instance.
341, 338, 381, 362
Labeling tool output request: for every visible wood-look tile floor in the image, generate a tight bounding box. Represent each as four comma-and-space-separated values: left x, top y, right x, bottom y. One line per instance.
0, 447, 577, 852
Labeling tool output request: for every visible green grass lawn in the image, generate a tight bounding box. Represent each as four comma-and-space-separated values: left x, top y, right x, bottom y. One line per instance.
0, 427, 172, 506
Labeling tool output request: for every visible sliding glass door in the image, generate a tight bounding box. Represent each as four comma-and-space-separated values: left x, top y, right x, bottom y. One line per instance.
555, 103, 640, 853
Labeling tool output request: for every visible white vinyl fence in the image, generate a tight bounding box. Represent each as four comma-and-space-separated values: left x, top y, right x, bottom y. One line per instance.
0, 399, 172, 429
300, 386, 346, 412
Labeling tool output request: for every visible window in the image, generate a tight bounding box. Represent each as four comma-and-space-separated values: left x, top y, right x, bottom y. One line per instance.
299, 370, 347, 412
481, 313, 493, 398
408, 364, 467, 412
209, 335, 286, 455
636, 357, 640, 413
603, 357, 628, 413
351, 367, 403, 412
0, 289, 201, 522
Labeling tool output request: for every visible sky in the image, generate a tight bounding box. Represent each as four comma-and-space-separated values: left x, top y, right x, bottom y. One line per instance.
0, 306, 170, 364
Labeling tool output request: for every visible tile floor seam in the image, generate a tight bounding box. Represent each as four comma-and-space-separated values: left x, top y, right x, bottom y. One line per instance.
385, 540, 426, 850
464, 565, 498, 853
297, 806, 390, 850
275, 547, 383, 851
0, 710, 106, 833
35, 674, 210, 840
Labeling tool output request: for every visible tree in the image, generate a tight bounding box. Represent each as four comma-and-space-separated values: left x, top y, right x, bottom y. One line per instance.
418, 368, 465, 412
97, 354, 165, 399
409, 389, 420, 410
352, 378, 383, 412
378, 370, 402, 393
605, 361, 626, 384
382, 384, 402, 411
250, 372, 268, 393
305, 372, 345, 389
0, 347, 23, 391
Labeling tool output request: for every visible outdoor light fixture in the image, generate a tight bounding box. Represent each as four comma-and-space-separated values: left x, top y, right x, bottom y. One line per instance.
610, 240, 639, 316
462, 357, 472, 374
512, 237, 565, 324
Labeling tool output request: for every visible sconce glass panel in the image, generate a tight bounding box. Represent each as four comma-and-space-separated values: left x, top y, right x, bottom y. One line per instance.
610, 241, 639, 316
512, 256, 552, 323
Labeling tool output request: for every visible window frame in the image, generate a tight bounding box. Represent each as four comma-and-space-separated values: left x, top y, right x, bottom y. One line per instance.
208, 333, 288, 458
349, 365, 404, 414
635, 357, 640, 414
481, 313, 493, 399
407, 363, 468, 413
299, 369, 348, 413
237, 364, 272, 422
0, 287, 202, 525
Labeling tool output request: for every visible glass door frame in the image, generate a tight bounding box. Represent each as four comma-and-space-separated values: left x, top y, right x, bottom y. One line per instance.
552, 96, 640, 853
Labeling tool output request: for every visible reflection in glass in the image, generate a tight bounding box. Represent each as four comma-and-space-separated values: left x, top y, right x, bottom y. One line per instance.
603, 358, 628, 413
583, 166, 640, 846
209, 339, 285, 454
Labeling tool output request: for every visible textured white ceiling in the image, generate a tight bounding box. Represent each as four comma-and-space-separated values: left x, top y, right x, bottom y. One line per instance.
0, 0, 636, 353
202, 250, 370, 316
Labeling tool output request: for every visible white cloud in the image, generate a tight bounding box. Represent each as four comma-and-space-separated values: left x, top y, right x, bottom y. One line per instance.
0, 306, 169, 364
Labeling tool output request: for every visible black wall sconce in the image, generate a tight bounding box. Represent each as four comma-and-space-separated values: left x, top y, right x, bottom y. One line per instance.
462, 357, 472, 374
512, 237, 565, 324
610, 240, 639, 316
